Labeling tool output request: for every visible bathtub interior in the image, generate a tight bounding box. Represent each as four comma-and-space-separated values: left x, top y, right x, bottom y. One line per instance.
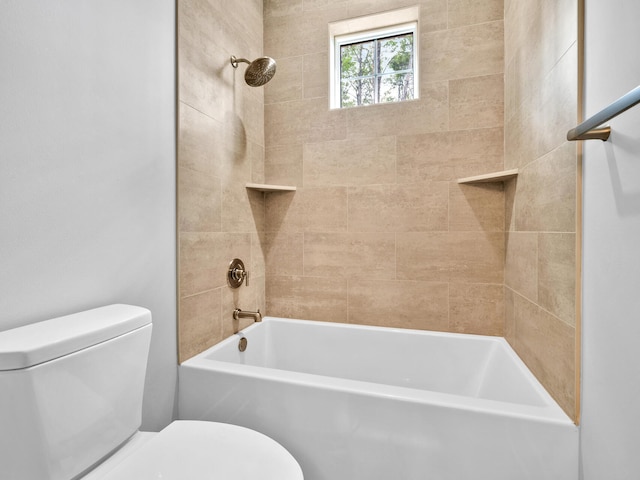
200, 317, 550, 408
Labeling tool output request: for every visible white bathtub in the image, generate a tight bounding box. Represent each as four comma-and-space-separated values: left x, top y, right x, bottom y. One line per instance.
178, 317, 578, 480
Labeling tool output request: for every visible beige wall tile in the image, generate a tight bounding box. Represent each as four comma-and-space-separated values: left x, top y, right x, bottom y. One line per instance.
178, 289, 222, 363
222, 185, 264, 233
304, 186, 349, 232
306, 98, 349, 143
504, 0, 541, 62
448, 0, 504, 29
263, 231, 304, 276
265, 97, 348, 147
303, 232, 349, 278
251, 141, 265, 184
265, 187, 348, 234
506, 39, 577, 167
178, 9, 231, 122
505, 33, 544, 127
347, 0, 421, 19
265, 144, 304, 187
264, 13, 307, 59
265, 0, 303, 18
303, 52, 329, 99
265, 7, 348, 58
397, 232, 450, 282
419, 0, 448, 33
449, 231, 504, 284
346, 83, 450, 138
265, 190, 305, 233
347, 232, 397, 280
216, 133, 252, 184
449, 283, 504, 336
178, 102, 225, 178
348, 183, 448, 232
541, 0, 577, 76
178, 166, 222, 233
304, 0, 345, 12
504, 55, 520, 123
179, 232, 252, 297
538, 45, 578, 156
267, 275, 349, 322
264, 56, 303, 105
504, 231, 538, 301
449, 74, 504, 131
397, 127, 504, 183
504, 176, 517, 232
421, 21, 504, 83
513, 292, 576, 419
303, 136, 396, 186
264, 100, 306, 147
179, 233, 219, 297
515, 142, 577, 233
449, 182, 505, 232
538, 233, 576, 326
233, 89, 265, 147
504, 286, 515, 345
178, 0, 263, 115
349, 280, 449, 330
251, 232, 266, 279
305, 7, 351, 55
504, 101, 525, 169
288, 232, 396, 279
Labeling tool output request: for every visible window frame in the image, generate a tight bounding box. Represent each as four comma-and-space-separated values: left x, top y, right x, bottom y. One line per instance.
329, 7, 420, 110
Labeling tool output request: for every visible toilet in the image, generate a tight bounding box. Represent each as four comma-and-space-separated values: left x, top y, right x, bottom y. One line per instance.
0, 304, 303, 480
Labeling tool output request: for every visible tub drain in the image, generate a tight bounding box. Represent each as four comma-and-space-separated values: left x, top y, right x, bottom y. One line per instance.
238, 337, 248, 352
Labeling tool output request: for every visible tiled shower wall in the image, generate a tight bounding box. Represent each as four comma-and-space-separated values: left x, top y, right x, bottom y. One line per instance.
177, 0, 267, 362
176, 0, 580, 422
263, 0, 506, 334
503, 0, 579, 420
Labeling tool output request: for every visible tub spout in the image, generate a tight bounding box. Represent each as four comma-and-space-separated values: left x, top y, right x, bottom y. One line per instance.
233, 308, 262, 323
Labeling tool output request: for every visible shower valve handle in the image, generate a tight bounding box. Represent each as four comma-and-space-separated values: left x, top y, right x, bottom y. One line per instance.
231, 266, 249, 286
228, 258, 249, 288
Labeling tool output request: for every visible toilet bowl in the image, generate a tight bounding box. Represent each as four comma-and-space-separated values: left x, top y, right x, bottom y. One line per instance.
83, 421, 302, 479
0, 304, 303, 480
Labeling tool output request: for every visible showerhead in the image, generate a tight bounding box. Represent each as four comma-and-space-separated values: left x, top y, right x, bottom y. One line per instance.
230, 55, 277, 87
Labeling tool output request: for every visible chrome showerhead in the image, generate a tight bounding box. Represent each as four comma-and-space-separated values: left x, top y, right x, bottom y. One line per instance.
230, 55, 277, 87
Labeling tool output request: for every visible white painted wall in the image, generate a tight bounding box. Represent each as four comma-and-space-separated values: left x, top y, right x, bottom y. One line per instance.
580, 1, 640, 478
0, 0, 176, 431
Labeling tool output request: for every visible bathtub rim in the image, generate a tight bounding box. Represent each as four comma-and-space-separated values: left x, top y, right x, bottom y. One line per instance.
180, 316, 575, 427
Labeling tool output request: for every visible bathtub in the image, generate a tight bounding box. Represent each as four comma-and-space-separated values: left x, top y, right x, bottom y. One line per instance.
178, 317, 578, 480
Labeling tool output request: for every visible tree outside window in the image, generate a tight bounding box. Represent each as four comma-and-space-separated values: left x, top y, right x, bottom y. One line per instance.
340, 33, 414, 108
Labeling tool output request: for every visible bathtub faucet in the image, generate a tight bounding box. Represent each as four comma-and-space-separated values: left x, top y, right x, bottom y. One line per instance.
233, 308, 262, 323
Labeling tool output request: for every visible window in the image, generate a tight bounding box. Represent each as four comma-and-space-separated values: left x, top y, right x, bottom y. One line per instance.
329, 7, 419, 109
338, 30, 415, 108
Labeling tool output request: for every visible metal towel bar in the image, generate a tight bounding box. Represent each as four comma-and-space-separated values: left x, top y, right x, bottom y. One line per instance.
567, 85, 640, 141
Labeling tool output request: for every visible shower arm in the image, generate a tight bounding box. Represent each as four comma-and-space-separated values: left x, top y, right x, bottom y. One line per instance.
230, 56, 251, 68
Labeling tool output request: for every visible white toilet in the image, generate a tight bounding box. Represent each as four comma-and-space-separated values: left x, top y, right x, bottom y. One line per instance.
0, 304, 303, 480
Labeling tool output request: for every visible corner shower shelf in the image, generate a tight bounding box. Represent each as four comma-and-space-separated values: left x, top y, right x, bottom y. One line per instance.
457, 169, 519, 184
245, 183, 297, 192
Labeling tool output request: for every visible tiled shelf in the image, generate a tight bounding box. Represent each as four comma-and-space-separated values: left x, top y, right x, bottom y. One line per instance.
457, 169, 519, 184
245, 183, 297, 192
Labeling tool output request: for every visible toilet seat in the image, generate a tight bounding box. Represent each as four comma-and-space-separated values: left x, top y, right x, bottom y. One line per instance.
88, 421, 303, 479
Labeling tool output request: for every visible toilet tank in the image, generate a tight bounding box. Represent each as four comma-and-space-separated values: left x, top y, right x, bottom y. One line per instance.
0, 304, 153, 480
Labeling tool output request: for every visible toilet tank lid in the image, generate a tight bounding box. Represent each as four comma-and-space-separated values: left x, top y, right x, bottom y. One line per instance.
0, 304, 152, 371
